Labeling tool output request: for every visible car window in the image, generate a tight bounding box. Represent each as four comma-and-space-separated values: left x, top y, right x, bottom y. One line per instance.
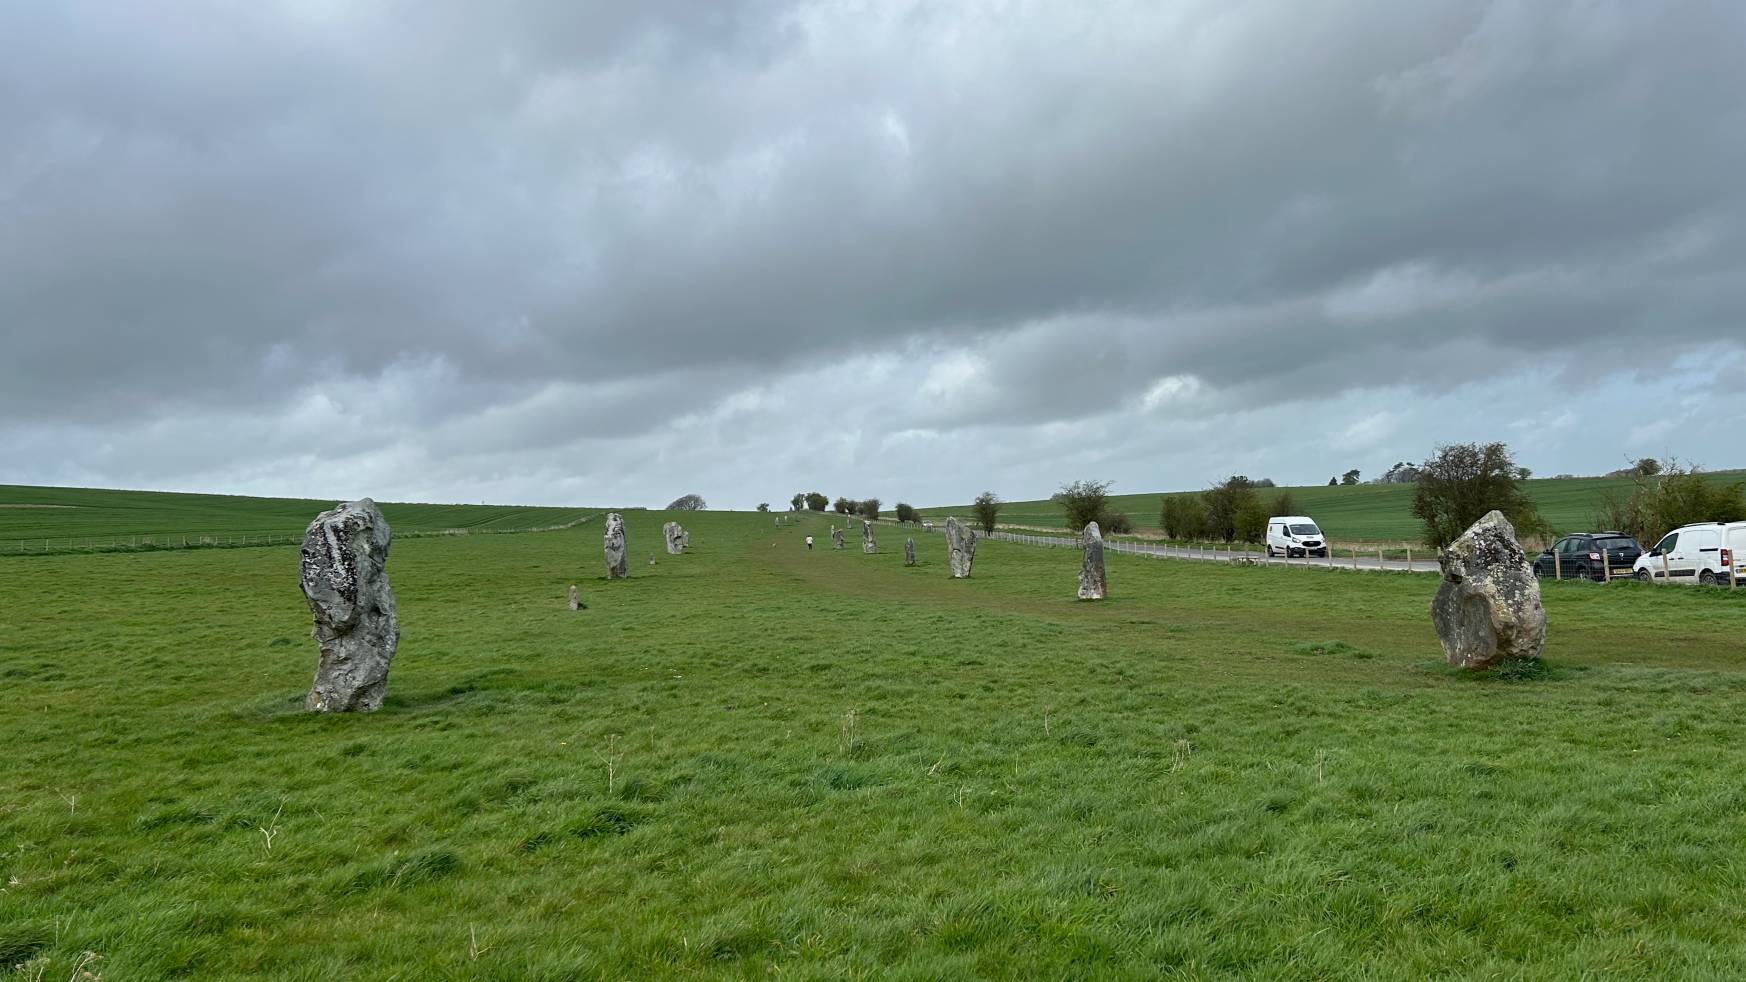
1596, 537, 1636, 551
1288, 524, 1319, 536
1557, 538, 1578, 554
1655, 532, 1679, 553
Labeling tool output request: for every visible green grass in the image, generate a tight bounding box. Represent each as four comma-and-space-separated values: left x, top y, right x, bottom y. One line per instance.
0, 484, 603, 550
6, 507, 1746, 977
923, 471, 1746, 543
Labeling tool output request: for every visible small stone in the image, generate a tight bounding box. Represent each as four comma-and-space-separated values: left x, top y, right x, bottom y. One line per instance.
604, 512, 628, 579
947, 517, 977, 578
862, 520, 876, 554
567, 585, 583, 611
905, 537, 916, 567
1431, 510, 1547, 669
1078, 521, 1106, 600
301, 498, 398, 713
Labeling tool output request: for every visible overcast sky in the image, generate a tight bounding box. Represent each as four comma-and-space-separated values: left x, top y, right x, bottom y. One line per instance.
3, 1, 1743, 510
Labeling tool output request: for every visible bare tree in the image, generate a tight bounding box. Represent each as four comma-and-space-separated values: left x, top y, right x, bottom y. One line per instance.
666, 494, 708, 511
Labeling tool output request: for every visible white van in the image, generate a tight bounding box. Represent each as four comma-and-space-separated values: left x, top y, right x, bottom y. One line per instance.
1265, 516, 1328, 558
1633, 522, 1746, 586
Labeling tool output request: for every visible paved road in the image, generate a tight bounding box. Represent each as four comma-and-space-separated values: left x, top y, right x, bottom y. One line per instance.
979, 528, 1442, 574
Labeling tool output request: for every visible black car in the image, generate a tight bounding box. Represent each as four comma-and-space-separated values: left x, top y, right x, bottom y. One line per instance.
1532, 532, 1642, 582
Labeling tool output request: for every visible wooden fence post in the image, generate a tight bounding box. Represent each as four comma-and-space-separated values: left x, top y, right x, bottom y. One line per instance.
1662, 552, 1671, 584
1553, 551, 1561, 580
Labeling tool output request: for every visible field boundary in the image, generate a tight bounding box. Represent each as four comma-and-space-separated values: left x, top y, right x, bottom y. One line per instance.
0, 511, 604, 558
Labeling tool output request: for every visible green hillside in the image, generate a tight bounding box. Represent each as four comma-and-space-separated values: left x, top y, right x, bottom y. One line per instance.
0, 484, 602, 547
922, 471, 1746, 544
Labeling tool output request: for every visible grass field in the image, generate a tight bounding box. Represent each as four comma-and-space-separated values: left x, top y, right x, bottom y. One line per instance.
922, 471, 1746, 543
0, 485, 602, 551
6, 506, 1746, 978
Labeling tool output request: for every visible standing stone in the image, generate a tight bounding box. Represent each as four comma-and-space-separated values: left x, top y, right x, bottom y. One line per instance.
300, 499, 398, 713
946, 517, 978, 578
832, 527, 846, 550
680, 530, 690, 550
603, 512, 628, 579
862, 520, 877, 554
567, 585, 583, 611
905, 537, 917, 567
1078, 521, 1107, 600
663, 521, 685, 555
1431, 510, 1547, 669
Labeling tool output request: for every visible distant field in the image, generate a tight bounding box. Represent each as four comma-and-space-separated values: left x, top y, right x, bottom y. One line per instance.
0, 484, 603, 547
922, 471, 1746, 544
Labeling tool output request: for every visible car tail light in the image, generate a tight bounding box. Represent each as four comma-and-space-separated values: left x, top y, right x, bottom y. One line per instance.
1724, 548, 1733, 567
1588, 552, 1601, 561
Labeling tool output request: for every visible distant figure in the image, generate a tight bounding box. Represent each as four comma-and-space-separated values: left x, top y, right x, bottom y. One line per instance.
805, 535, 814, 551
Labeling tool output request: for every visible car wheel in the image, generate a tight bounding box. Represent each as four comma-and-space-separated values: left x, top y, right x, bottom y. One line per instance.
1574, 564, 1590, 581
1532, 564, 1544, 579
1635, 569, 1652, 583
1700, 569, 1718, 586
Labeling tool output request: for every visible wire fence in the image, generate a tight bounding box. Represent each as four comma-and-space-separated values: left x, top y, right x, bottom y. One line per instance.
0, 512, 603, 557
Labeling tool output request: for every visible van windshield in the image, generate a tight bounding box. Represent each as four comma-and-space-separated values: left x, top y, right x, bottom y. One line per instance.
1288, 524, 1320, 536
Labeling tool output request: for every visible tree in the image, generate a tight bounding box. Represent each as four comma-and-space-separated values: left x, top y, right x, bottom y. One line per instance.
757, 502, 770, 512
1160, 495, 1208, 540
1052, 481, 1111, 532
1104, 511, 1135, 534
832, 496, 853, 514
1202, 476, 1259, 542
972, 491, 1002, 533
1340, 469, 1361, 486
805, 492, 828, 512
1592, 460, 1746, 545
666, 494, 707, 511
1633, 457, 1663, 478
860, 498, 882, 520
1411, 442, 1546, 547
1235, 499, 1270, 543
1328, 477, 1338, 486
894, 502, 918, 523
790, 493, 805, 511
1377, 461, 1421, 484
1271, 491, 1298, 518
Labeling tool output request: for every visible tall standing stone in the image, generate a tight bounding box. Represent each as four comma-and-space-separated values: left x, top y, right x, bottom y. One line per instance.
1431, 510, 1547, 669
1078, 521, 1107, 600
832, 526, 846, 550
604, 512, 628, 579
946, 517, 978, 578
862, 520, 877, 554
663, 521, 685, 555
300, 499, 399, 713
905, 537, 916, 567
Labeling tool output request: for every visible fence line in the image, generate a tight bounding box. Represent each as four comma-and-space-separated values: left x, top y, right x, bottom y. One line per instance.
0, 512, 604, 558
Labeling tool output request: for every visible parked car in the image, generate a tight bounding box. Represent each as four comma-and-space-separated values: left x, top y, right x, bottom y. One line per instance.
1532, 532, 1640, 581
1633, 522, 1746, 585
1265, 516, 1327, 558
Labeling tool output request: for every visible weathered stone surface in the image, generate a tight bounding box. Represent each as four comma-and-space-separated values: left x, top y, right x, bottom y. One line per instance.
905, 537, 916, 567
1431, 510, 1547, 669
946, 517, 978, 578
862, 520, 877, 554
832, 527, 846, 550
568, 585, 580, 611
604, 512, 628, 578
680, 529, 690, 550
300, 499, 398, 713
1078, 521, 1107, 600
663, 521, 686, 555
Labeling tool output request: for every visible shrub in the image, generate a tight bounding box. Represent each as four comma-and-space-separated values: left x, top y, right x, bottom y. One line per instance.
1235, 499, 1269, 543
1592, 460, 1746, 545
1202, 476, 1260, 542
1411, 442, 1546, 547
1160, 495, 1208, 540
666, 494, 707, 511
1271, 491, 1297, 518
1103, 511, 1134, 534
894, 502, 917, 524
1053, 481, 1111, 533
860, 498, 882, 520
972, 491, 1001, 533
832, 497, 853, 514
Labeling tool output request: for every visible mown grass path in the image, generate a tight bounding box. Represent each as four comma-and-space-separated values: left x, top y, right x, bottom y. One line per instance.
4, 509, 1746, 978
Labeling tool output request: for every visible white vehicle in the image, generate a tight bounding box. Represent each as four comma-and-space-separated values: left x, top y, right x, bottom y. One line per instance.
1265, 516, 1328, 558
1633, 522, 1746, 586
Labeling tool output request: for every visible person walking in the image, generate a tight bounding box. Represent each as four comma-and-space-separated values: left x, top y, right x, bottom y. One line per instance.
805, 535, 814, 551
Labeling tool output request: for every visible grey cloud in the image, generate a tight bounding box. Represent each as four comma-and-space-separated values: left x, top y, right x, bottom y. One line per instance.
2, 1, 1743, 506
